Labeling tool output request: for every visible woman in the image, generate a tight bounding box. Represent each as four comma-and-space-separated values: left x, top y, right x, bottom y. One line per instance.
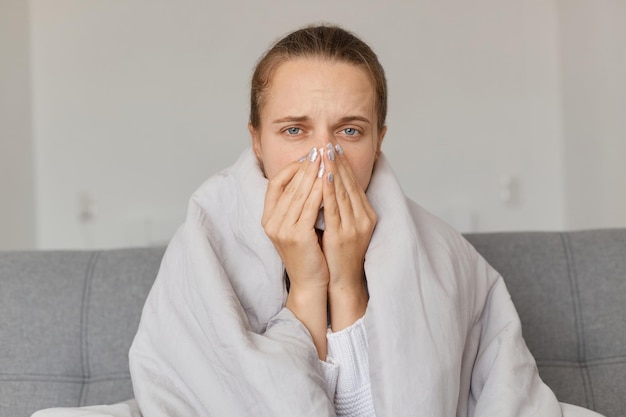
33, 24, 603, 417
132, 25, 386, 416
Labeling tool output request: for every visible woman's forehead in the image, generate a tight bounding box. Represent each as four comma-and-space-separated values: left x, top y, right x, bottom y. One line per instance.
263, 59, 376, 120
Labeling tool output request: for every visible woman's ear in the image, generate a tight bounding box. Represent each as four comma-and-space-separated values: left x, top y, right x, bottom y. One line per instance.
248, 123, 263, 161
376, 126, 387, 158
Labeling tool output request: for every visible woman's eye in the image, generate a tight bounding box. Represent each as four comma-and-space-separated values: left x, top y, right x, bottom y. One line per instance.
342, 128, 359, 136
285, 127, 302, 135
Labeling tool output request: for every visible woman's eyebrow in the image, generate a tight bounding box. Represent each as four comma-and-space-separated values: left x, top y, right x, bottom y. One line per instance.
272, 116, 310, 124
338, 116, 371, 124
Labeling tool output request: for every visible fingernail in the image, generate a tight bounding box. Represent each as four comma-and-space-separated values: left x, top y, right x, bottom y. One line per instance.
335, 144, 344, 156
308, 147, 318, 162
327, 172, 334, 183
327, 143, 335, 162
297, 154, 307, 162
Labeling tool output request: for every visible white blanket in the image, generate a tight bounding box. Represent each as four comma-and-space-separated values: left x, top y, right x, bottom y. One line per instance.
33, 148, 603, 417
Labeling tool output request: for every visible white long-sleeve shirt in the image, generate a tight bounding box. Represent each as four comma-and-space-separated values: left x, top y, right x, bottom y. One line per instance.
320, 317, 376, 417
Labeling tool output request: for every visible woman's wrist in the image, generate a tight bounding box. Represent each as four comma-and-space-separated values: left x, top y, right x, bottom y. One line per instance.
286, 285, 329, 359
328, 278, 368, 332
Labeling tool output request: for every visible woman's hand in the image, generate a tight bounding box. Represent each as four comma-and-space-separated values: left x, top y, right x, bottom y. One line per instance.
261, 147, 329, 358
262, 147, 329, 289
322, 144, 377, 331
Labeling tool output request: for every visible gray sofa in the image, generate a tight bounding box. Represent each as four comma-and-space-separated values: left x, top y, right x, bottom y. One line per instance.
1, 229, 625, 417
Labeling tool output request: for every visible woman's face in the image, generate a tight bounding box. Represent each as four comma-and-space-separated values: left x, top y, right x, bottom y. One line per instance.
249, 58, 386, 191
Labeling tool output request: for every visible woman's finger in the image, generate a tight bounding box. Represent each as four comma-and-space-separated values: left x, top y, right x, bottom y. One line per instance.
299, 174, 324, 227
333, 145, 366, 227
333, 145, 376, 222
263, 147, 321, 227
322, 143, 341, 232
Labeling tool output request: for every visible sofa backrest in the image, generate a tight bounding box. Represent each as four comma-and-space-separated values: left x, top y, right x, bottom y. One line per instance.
465, 230, 626, 417
1, 230, 624, 417
0, 248, 164, 417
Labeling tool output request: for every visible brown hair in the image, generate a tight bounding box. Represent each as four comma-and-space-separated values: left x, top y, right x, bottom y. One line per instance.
249, 24, 387, 133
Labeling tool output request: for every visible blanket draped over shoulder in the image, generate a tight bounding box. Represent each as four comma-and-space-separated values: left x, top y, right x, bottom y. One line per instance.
73, 148, 596, 417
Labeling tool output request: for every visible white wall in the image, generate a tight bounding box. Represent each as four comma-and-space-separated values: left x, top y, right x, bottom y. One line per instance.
27, 0, 569, 249
559, 0, 626, 230
381, 0, 565, 232
2, 0, 617, 250
0, 0, 35, 250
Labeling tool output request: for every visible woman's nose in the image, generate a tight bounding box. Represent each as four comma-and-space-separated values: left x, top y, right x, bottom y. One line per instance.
313, 129, 334, 148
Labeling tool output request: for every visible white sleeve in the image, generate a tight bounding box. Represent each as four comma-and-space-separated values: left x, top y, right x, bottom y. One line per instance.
318, 356, 339, 401
325, 317, 377, 417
